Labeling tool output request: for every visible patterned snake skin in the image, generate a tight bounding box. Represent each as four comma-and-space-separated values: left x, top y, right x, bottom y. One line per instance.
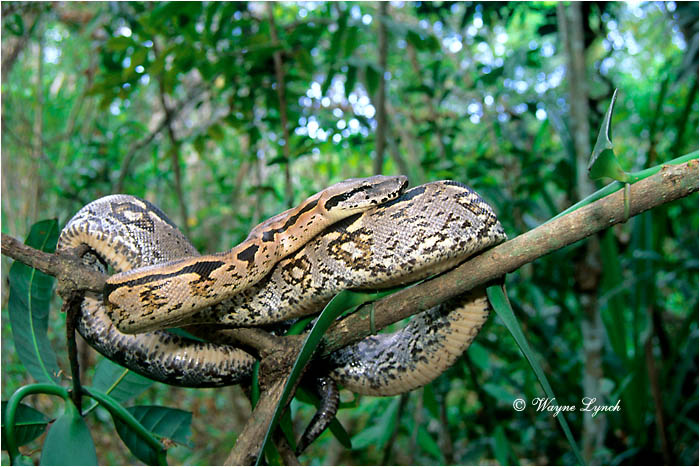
57, 180, 506, 394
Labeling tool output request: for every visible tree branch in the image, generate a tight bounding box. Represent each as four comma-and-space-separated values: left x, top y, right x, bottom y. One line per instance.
157, 66, 190, 237
0, 234, 106, 293
321, 159, 698, 354
115, 86, 206, 193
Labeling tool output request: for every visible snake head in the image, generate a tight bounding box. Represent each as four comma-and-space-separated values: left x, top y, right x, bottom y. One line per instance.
321, 175, 409, 217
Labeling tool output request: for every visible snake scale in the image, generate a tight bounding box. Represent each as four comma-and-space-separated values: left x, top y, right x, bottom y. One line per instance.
57, 177, 505, 448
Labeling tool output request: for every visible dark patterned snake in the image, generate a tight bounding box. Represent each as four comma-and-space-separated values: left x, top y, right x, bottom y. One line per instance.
56, 178, 505, 448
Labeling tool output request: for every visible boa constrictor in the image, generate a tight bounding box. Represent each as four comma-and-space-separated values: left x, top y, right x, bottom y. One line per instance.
57, 178, 505, 447
102, 175, 408, 334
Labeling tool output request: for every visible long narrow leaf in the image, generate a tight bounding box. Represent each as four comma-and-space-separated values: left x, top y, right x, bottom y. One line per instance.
8, 219, 61, 384
486, 285, 585, 465
351, 397, 400, 450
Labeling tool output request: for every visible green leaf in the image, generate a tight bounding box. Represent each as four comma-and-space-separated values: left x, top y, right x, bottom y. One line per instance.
40, 400, 98, 466
417, 425, 444, 462
8, 219, 61, 384
482, 382, 517, 404
329, 11, 349, 60
266, 155, 289, 166
467, 342, 490, 371
351, 397, 400, 450
405, 30, 425, 50
114, 405, 192, 465
350, 423, 385, 450
599, 230, 628, 360
1, 401, 49, 448
588, 89, 630, 182
207, 123, 225, 141
106, 36, 135, 52
492, 425, 519, 466
487, 285, 584, 465
322, 66, 336, 97
6, 14, 24, 36
343, 25, 359, 58
128, 406, 192, 446
279, 407, 296, 453
365, 64, 380, 97
296, 48, 314, 76
422, 384, 439, 419
92, 359, 154, 403
345, 64, 357, 95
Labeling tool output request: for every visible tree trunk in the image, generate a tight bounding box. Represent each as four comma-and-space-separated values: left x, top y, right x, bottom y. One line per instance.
557, 3, 606, 462
373, 1, 389, 174
267, 2, 294, 207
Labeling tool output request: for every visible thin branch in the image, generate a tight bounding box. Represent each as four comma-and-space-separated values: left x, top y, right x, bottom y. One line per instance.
373, 1, 389, 175
225, 378, 287, 465
157, 72, 190, 237
0, 233, 106, 293
267, 2, 294, 208
115, 86, 206, 193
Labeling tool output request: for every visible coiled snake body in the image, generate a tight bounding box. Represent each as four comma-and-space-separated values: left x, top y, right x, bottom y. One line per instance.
57, 178, 505, 395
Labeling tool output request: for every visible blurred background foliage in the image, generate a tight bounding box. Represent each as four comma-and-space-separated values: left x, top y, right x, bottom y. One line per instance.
1, 1, 698, 465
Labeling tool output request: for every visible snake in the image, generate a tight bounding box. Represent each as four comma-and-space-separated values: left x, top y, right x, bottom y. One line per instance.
101, 175, 408, 334
56, 178, 505, 447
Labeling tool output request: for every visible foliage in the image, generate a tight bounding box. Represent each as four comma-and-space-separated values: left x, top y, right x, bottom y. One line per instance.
2, 1, 698, 465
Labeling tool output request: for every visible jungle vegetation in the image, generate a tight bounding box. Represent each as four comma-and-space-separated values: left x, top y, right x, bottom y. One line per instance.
1, 2, 698, 465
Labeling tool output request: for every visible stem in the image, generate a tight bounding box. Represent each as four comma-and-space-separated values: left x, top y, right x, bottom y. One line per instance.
548, 151, 697, 222
64, 296, 83, 413
4, 383, 69, 463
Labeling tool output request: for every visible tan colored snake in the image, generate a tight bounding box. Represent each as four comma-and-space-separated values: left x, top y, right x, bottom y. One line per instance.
57, 178, 505, 420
